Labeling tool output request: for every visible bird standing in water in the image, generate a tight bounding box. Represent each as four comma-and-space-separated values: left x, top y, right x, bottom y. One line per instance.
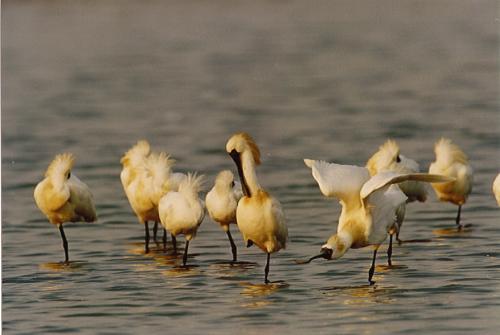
226, 132, 288, 284
366, 139, 428, 264
34, 153, 97, 263
429, 138, 473, 229
159, 173, 205, 266
302, 159, 452, 285
206, 170, 243, 262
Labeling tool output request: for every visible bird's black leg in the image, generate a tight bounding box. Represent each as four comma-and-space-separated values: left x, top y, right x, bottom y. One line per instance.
264, 253, 271, 284
396, 231, 402, 245
171, 234, 177, 255
58, 224, 69, 263
456, 205, 462, 230
153, 221, 158, 242
368, 248, 378, 285
226, 229, 237, 262
144, 221, 150, 254
163, 229, 167, 252
387, 234, 393, 266
182, 240, 190, 266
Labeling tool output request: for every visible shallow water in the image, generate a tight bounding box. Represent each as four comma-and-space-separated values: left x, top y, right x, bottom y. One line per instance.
2, 1, 499, 334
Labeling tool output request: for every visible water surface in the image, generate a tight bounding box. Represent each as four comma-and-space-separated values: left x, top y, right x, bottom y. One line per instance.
2, 1, 499, 334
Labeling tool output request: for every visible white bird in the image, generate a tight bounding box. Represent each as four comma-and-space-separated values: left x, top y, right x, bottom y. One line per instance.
159, 173, 205, 266
226, 132, 288, 284
206, 170, 243, 262
366, 139, 428, 263
120, 140, 182, 252
493, 173, 500, 206
429, 138, 473, 229
301, 159, 452, 285
34, 153, 97, 263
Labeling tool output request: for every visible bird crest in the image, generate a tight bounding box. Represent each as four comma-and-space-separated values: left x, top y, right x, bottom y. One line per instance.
434, 138, 468, 165
120, 140, 151, 166
179, 172, 205, 194
228, 132, 261, 165
45, 153, 75, 178
366, 139, 400, 175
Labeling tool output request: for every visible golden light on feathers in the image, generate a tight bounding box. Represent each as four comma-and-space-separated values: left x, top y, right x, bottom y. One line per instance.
45, 153, 75, 178
227, 132, 261, 165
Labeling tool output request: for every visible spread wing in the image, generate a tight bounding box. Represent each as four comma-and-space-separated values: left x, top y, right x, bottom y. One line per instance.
361, 172, 454, 202
304, 159, 370, 207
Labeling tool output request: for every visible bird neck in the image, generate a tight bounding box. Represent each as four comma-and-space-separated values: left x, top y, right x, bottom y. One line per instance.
334, 231, 353, 258
240, 150, 261, 197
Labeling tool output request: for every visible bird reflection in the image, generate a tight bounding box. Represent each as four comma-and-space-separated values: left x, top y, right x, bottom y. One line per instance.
239, 281, 289, 308
322, 284, 398, 305
39, 261, 87, 272
433, 224, 473, 237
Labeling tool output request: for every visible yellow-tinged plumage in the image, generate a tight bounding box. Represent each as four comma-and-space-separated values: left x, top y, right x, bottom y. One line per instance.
120, 140, 187, 253
366, 139, 428, 246
493, 173, 500, 206
205, 170, 243, 261
226, 132, 288, 283
34, 153, 97, 262
429, 138, 473, 227
159, 173, 205, 266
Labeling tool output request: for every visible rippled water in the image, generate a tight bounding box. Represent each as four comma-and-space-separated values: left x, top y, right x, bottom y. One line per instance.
2, 1, 499, 334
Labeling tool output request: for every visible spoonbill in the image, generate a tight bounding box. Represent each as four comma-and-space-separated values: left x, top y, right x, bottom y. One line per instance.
493, 174, 500, 206
34, 153, 97, 263
206, 170, 243, 262
366, 139, 428, 263
428, 138, 473, 229
301, 159, 452, 285
159, 173, 205, 266
120, 141, 178, 252
226, 132, 288, 284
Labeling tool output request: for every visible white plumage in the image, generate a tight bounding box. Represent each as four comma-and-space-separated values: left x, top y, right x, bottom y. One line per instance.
303, 159, 452, 284
159, 173, 205, 266
205, 170, 243, 261
34, 153, 97, 263
366, 139, 428, 256
429, 138, 473, 228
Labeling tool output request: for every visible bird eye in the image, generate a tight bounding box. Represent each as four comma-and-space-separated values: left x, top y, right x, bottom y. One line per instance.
67, 172, 71, 179
231, 181, 235, 187
396, 155, 401, 163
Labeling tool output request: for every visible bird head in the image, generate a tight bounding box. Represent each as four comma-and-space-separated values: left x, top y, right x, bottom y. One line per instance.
45, 153, 75, 185
297, 234, 349, 264
226, 132, 261, 166
215, 170, 236, 189
366, 139, 402, 175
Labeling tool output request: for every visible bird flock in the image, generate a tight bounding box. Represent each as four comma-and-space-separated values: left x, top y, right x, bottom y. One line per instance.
34, 132, 498, 285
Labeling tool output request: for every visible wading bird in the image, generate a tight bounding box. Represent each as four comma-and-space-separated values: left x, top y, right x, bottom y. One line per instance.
366, 139, 428, 264
206, 170, 243, 262
428, 138, 473, 229
120, 141, 181, 252
34, 153, 97, 263
226, 132, 288, 284
159, 173, 205, 266
301, 159, 451, 285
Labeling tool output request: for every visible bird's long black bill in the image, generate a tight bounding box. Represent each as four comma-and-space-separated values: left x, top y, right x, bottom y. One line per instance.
295, 252, 328, 265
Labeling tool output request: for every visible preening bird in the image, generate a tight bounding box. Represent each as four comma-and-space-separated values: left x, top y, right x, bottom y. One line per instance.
493, 174, 500, 206
120, 140, 184, 252
34, 153, 97, 263
206, 170, 243, 262
366, 139, 428, 262
226, 132, 288, 284
301, 159, 452, 285
428, 138, 473, 229
159, 173, 205, 266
